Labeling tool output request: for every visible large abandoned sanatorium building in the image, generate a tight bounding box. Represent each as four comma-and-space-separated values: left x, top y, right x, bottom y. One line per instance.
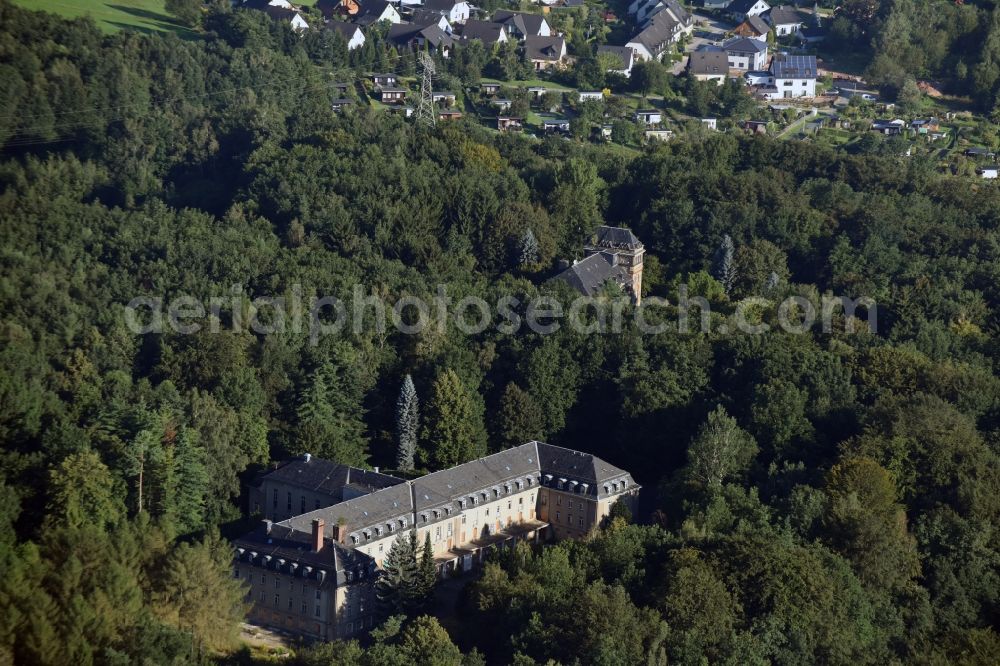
232, 441, 640, 641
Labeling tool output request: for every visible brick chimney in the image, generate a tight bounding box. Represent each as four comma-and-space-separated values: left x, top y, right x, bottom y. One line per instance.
331, 522, 342, 543
312, 518, 324, 553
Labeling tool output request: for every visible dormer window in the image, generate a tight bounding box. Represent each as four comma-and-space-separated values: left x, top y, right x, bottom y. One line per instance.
421, 513, 428, 523
515, 480, 522, 490
363, 530, 371, 541
527, 477, 533, 487
503, 484, 510, 494
432, 510, 439, 519
387, 523, 394, 532
459, 499, 466, 509
350, 534, 359, 545
374, 527, 382, 537
612, 482, 619, 493
622, 480, 628, 489
557, 478, 566, 490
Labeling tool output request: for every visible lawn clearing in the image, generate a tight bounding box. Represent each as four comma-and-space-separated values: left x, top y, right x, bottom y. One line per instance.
14, 0, 195, 36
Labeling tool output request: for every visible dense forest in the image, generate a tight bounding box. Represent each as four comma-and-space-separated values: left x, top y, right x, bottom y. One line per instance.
824, 0, 1000, 112
1, 1, 1000, 664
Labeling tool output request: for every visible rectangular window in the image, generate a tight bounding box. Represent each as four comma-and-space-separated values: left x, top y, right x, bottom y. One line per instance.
259, 590, 265, 602
461, 516, 466, 524
274, 594, 279, 607
288, 597, 293, 609
302, 602, 307, 614
233, 567, 239, 579
556, 511, 560, 522
261, 574, 266, 584
315, 499, 321, 509
301, 497, 306, 513
579, 517, 584, 527
315, 589, 322, 600
557, 497, 561, 506
286, 492, 292, 511
568, 513, 572, 525
275, 578, 280, 589
272, 489, 278, 508
314, 605, 321, 617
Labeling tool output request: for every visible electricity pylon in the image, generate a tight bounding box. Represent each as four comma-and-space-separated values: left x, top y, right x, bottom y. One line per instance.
417, 52, 436, 127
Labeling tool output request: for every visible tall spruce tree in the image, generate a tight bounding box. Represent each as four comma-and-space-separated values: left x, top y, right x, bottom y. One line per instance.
416, 532, 437, 607
376, 533, 418, 615
423, 369, 487, 468
714, 234, 737, 296
519, 228, 539, 267
396, 375, 419, 472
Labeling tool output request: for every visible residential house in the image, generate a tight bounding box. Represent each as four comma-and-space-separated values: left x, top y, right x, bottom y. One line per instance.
744, 69, 772, 85
634, 109, 663, 124
911, 118, 941, 134
493, 10, 551, 39
491, 98, 513, 111
316, 0, 359, 18
325, 21, 366, 49
481, 82, 501, 95
458, 19, 508, 47
542, 118, 571, 133
378, 87, 407, 103
723, 36, 767, 70
742, 119, 768, 134
579, 90, 605, 102
965, 147, 996, 159
687, 49, 729, 85
600, 124, 613, 139
702, 0, 731, 9
353, 0, 400, 25
388, 105, 414, 117
234, 443, 640, 640
497, 116, 523, 131
409, 9, 453, 32
759, 53, 816, 99
437, 110, 463, 121
597, 45, 636, 78
432, 91, 457, 107
766, 5, 806, 36
524, 35, 567, 70
371, 73, 397, 87
422, 0, 471, 23
645, 128, 675, 141
243, 0, 311, 31
870, 119, 905, 136
527, 85, 550, 99
330, 98, 354, 112
701, 118, 718, 130
978, 167, 999, 179
387, 22, 454, 54
728, 0, 770, 21
625, 2, 694, 61
733, 15, 770, 41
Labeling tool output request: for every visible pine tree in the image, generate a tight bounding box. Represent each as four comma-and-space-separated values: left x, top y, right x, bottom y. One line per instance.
714, 234, 737, 296
518, 228, 539, 267
294, 356, 368, 465
172, 428, 208, 535
396, 375, 419, 472
376, 534, 417, 615
415, 532, 437, 607
423, 369, 488, 468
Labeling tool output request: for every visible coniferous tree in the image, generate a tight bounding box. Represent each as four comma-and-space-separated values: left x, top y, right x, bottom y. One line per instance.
416, 532, 437, 607
519, 228, 539, 267
172, 428, 208, 535
423, 369, 487, 468
713, 235, 737, 296
376, 534, 418, 615
396, 374, 419, 472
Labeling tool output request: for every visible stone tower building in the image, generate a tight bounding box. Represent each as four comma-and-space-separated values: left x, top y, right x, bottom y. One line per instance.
583, 226, 645, 304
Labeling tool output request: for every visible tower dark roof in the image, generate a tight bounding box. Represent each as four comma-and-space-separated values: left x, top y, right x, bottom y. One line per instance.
591, 225, 643, 251
549, 253, 627, 298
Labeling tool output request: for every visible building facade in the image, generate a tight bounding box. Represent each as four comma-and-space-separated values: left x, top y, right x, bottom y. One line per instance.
233, 442, 640, 642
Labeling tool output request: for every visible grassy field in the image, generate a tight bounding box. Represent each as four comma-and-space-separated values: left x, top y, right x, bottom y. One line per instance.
13, 0, 195, 35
